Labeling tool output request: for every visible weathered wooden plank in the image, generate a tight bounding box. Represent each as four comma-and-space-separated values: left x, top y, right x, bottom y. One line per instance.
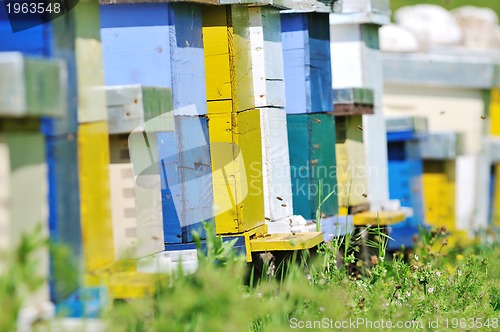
156, 116, 214, 244
100, 3, 173, 87
158, 131, 182, 243
333, 87, 375, 115
202, 6, 233, 112
174, 116, 214, 241
45, 135, 82, 301
0, 53, 66, 118
207, 110, 265, 234
78, 121, 115, 272
335, 115, 369, 208
206, 112, 238, 234
202, 5, 255, 114
260, 108, 293, 220
248, 7, 285, 108
106, 85, 173, 134
287, 113, 338, 220
234, 109, 265, 231
75, 0, 108, 123
281, 14, 309, 114
281, 12, 332, 114
168, 3, 207, 115
230, 6, 254, 113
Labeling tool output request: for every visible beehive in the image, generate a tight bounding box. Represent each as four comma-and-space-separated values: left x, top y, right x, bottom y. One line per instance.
331, 20, 390, 211
383, 52, 492, 232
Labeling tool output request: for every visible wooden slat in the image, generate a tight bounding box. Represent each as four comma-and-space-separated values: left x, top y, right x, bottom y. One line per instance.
75, 0, 107, 123
106, 85, 173, 134
287, 113, 338, 220
250, 232, 323, 252
260, 108, 293, 220
207, 110, 265, 235
100, 3, 173, 87
78, 121, 115, 272
352, 210, 406, 226
281, 12, 332, 114
174, 115, 214, 242
168, 3, 207, 115
0, 53, 66, 118
202, 6, 233, 110
248, 6, 285, 108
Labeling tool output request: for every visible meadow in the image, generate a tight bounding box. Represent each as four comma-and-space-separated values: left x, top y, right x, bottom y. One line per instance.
2, 222, 499, 331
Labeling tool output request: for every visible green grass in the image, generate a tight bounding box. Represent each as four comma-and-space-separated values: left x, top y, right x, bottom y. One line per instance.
4, 222, 500, 331
391, 0, 500, 19
106, 227, 500, 332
